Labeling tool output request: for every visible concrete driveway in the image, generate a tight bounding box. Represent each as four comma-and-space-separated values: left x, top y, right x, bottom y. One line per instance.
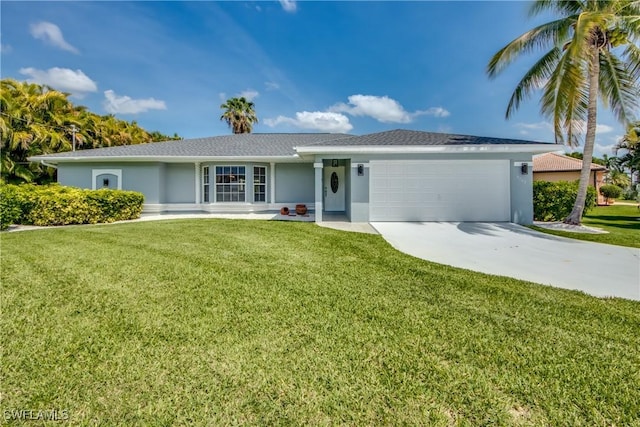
371, 222, 640, 301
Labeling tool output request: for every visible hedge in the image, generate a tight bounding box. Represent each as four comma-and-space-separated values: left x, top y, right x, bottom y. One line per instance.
0, 184, 144, 230
533, 180, 596, 221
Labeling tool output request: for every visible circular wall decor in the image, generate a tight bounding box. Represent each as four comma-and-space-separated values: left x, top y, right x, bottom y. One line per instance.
331, 172, 339, 193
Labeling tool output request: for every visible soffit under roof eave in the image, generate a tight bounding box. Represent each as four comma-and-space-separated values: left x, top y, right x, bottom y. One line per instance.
27, 155, 304, 164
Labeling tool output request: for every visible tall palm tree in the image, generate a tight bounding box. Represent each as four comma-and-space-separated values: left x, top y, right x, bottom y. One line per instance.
220, 97, 258, 134
488, 0, 640, 224
615, 121, 640, 183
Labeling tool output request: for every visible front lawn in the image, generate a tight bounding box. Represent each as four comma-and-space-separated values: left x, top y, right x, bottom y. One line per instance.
2, 220, 639, 425
531, 204, 640, 248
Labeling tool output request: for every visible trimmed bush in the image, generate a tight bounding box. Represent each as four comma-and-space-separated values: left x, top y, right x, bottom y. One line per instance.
599, 184, 623, 204
533, 180, 596, 221
0, 184, 144, 228
0, 185, 26, 230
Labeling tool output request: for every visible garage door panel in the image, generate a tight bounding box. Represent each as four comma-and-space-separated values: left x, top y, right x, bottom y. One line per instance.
370, 160, 510, 221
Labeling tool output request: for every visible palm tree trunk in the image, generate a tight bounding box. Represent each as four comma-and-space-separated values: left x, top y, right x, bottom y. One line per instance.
564, 47, 600, 225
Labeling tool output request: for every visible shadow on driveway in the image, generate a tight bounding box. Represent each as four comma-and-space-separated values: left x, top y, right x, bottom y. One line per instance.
372, 222, 640, 301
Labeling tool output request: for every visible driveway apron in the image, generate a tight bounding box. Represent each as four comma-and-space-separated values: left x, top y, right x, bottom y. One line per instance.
372, 222, 640, 301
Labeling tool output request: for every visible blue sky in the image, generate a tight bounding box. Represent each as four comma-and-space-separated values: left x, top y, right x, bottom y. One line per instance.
0, 1, 630, 157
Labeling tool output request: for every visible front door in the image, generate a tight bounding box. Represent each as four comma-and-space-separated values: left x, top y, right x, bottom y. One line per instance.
324, 166, 345, 211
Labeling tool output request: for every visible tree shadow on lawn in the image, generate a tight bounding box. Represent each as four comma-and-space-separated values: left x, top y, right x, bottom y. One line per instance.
585, 215, 640, 231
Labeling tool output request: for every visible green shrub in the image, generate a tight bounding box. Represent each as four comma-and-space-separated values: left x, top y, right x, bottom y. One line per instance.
533, 180, 596, 221
0, 184, 144, 228
0, 185, 25, 230
599, 184, 623, 204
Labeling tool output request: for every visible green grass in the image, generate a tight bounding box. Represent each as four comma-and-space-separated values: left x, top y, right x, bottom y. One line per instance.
2, 220, 639, 426
531, 204, 640, 248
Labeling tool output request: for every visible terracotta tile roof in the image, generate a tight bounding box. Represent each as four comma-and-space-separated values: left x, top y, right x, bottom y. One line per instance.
533, 152, 606, 172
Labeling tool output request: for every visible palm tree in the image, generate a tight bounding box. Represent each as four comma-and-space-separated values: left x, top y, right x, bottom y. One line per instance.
615, 121, 639, 183
0, 79, 73, 182
220, 97, 258, 134
1, 78, 183, 183
488, 0, 640, 224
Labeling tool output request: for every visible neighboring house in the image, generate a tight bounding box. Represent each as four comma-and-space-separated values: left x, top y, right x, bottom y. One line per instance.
29, 129, 554, 224
533, 152, 608, 205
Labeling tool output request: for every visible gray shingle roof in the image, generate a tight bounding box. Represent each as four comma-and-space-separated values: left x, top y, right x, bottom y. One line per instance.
307, 129, 550, 146
32, 129, 551, 161
35, 133, 353, 159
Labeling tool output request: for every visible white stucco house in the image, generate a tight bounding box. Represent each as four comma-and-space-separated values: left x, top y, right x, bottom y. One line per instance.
29, 129, 555, 224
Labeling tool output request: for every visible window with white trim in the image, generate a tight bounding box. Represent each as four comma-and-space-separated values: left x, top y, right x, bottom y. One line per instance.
215, 166, 246, 202
203, 166, 210, 203
253, 166, 266, 202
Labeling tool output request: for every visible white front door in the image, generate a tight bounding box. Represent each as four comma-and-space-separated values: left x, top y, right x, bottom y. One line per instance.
324, 166, 345, 211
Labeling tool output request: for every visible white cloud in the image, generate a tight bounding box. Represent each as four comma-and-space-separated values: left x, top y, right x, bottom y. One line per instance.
279, 0, 297, 13
516, 120, 614, 136
0, 43, 11, 53
515, 121, 553, 132
596, 124, 614, 134
595, 143, 616, 155
265, 81, 280, 91
103, 90, 167, 114
218, 92, 227, 101
331, 95, 410, 123
238, 89, 259, 101
29, 21, 78, 54
421, 107, 451, 118
19, 67, 97, 96
265, 111, 353, 133
331, 95, 449, 123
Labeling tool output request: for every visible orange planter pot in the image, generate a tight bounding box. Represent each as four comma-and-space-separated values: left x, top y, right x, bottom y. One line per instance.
295, 204, 307, 215
280, 207, 290, 215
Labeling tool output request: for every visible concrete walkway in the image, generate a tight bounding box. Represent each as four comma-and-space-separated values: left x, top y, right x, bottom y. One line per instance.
372, 222, 640, 301
6, 211, 378, 234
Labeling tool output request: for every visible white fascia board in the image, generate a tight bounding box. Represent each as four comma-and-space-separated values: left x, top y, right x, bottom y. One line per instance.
294, 144, 558, 155
27, 155, 303, 164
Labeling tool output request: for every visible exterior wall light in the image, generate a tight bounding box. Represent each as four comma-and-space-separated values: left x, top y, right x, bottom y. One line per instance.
521, 163, 528, 175
357, 164, 364, 176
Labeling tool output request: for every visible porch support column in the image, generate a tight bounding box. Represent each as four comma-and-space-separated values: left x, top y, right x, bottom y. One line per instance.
194, 162, 201, 204
313, 162, 323, 223
270, 162, 276, 205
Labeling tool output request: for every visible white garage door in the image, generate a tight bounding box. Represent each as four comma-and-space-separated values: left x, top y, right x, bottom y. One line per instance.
370, 160, 511, 221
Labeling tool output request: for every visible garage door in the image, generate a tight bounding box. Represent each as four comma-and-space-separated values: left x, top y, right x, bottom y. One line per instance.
370, 160, 511, 221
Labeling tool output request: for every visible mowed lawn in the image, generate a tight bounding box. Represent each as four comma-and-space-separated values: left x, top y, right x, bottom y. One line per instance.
2, 220, 639, 426
532, 204, 640, 248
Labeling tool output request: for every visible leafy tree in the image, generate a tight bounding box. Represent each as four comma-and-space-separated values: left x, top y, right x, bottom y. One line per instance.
0, 79, 181, 183
567, 151, 609, 166
488, 0, 640, 225
599, 183, 623, 203
220, 97, 258, 134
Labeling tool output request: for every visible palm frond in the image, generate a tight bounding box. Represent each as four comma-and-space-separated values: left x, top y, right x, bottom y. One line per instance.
541, 49, 588, 145
487, 17, 576, 77
599, 50, 639, 123
621, 41, 640, 81
529, 0, 584, 18
506, 48, 562, 119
